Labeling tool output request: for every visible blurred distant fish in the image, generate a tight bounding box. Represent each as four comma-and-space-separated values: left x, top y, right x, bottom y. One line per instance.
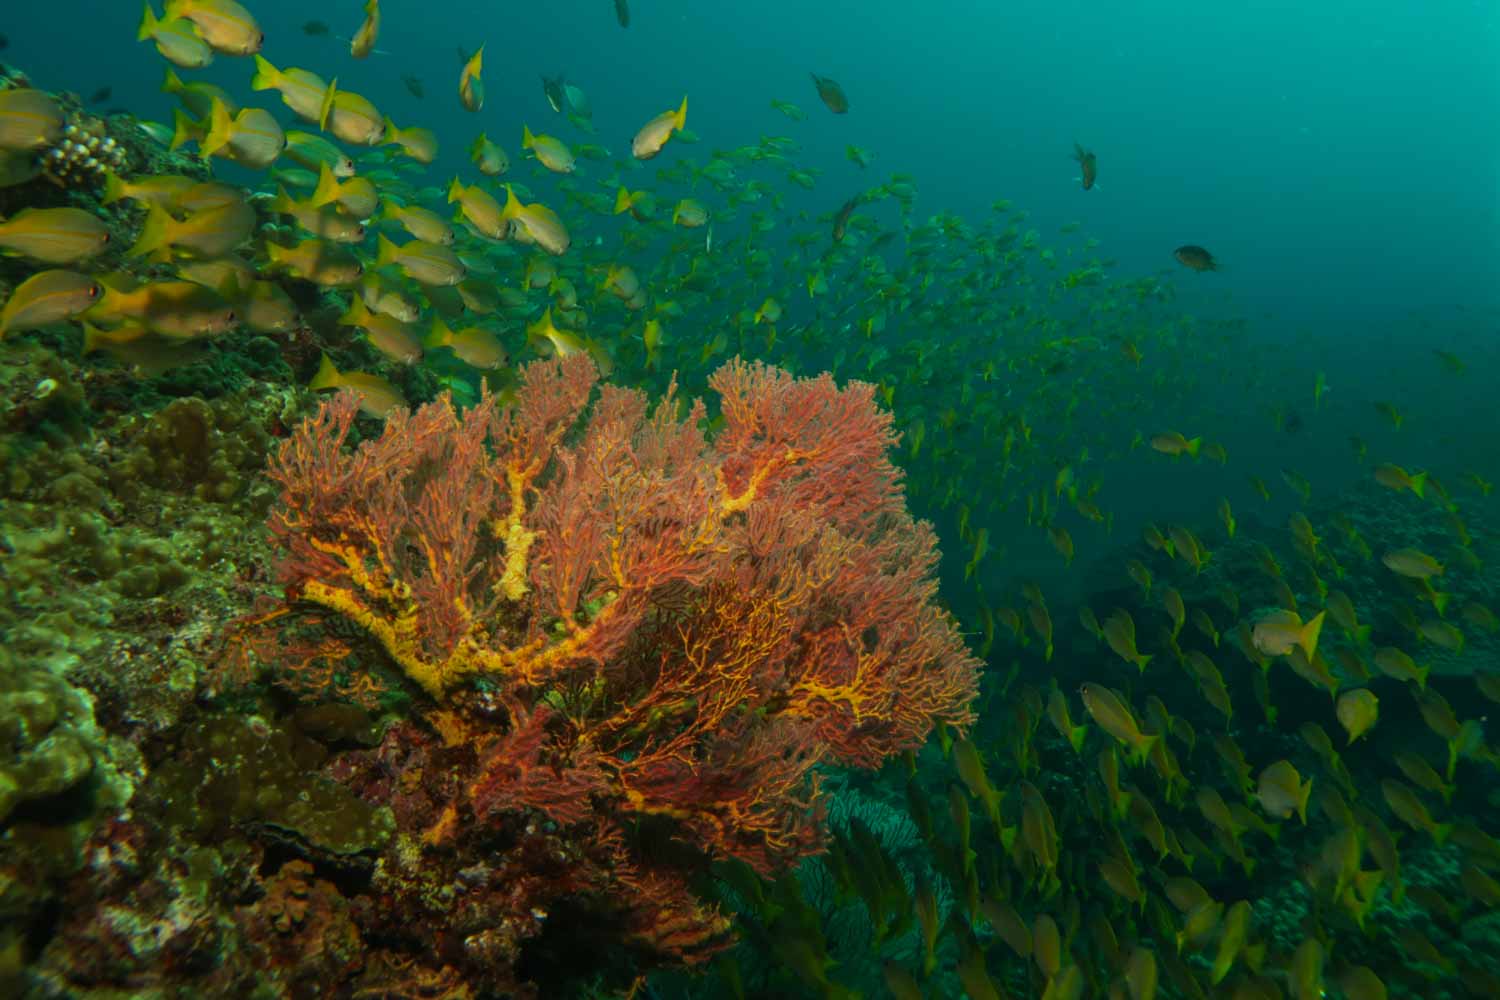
302, 20, 329, 36
1073, 143, 1097, 190
402, 75, 424, 99
771, 99, 806, 121
563, 80, 591, 120
614, 0, 630, 28
832, 194, 860, 243
88, 87, 113, 105
350, 0, 380, 59
1174, 245, 1217, 271
459, 46, 484, 112
0, 34, 8, 52
542, 76, 565, 114
811, 73, 849, 114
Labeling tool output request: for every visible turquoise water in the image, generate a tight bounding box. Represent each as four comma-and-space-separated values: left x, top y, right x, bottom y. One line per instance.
1, 2, 1498, 998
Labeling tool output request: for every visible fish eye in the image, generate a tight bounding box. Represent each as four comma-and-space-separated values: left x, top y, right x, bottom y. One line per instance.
87, 283, 101, 298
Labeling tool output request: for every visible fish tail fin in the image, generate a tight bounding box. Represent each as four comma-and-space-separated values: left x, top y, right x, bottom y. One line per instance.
1416, 663, 1431, 691
425, 315, 453, 348
1135, 652, 1152, 673
250, 54, 279, 91
521, 123, 535, 149
309, 353, 341, 391
613, 187, 633, 215
137, 2, 159, 41
161, 67, 183, 95
310, 162, 340, 208
501, 183, 520, 219
336, 295, 367, 327
1410, 471, 1428, 498
1068, 725, 1087, 755
1299, 611, 1326, 661
201, 97, 233, 158
469, 133, 485, 158
1128, 734, 1160, 768
81, 322, 107, 355
1355, 624, 1372, 645
1185, 436, 1202, 458
375, 233, 398, 268
1433, 822, 1453, 845
319, 78, 338, 131
127, 203, 172, 258
445, 176, 466, 205
1297, 779, 1312, 825
1431, 590, 1452, 616
168, 109, 197, 152
675, 95, 688, 129
101, 171, 127, 206
268, 186, 300, 214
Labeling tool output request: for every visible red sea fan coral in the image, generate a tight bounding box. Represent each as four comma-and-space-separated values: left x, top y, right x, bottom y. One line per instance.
249, 355, 979, 983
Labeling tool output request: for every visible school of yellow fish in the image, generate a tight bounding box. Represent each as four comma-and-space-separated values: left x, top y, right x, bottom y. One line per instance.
1, 2, 1496, 999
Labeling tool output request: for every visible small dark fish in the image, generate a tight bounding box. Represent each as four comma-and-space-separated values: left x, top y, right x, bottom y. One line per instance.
0, 34, 8, 51
1283, 412, 1304, 434
614, 0, 630, 28
542, 75, 565, 114
1073, 143, 1097, 190
1174, 245, 1217, 271
811, 73, 849, 114
88, 87, 112, 105
302, 20, 330, 36
832, 194, 860, 243
402, 75, 425, 99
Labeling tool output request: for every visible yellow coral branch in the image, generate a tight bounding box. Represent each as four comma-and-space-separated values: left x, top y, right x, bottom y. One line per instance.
497, 465, 537, 601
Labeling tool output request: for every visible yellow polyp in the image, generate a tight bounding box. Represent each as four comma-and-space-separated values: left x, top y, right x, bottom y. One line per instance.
498, 465, 537, 601
498, 517, 537, 601
717, 465, 766, 515
623, 787, 694, 820
300, 578, 453, 695
788, 678, 873, 720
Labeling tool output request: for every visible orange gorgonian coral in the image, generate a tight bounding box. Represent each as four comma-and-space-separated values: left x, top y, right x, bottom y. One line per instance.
250, 354, 979, 984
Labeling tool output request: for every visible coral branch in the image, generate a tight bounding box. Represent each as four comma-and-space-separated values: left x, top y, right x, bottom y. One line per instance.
244, 355, 980, 979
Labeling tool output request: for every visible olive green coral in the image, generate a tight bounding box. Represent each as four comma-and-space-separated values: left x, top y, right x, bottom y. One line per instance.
0, 648, 134, 826
109, 395, 275, 504
152, 712, 394, 861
